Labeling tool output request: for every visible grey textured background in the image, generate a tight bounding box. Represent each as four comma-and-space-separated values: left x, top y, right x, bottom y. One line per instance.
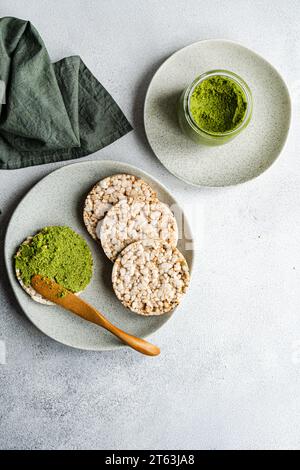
1, 0, 300, 450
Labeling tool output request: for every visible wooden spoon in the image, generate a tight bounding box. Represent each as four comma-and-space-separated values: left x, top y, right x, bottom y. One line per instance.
31, 275, 160, 356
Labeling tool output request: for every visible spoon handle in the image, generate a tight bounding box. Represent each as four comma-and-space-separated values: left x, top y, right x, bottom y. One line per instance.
64, 296, 160, 356
97, 316, 160, 356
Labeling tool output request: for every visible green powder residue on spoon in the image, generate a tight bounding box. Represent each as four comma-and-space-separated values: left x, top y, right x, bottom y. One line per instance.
189, 75, 248, 133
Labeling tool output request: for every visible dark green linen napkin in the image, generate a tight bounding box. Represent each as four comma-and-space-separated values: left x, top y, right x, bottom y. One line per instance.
0, 17, 132, 169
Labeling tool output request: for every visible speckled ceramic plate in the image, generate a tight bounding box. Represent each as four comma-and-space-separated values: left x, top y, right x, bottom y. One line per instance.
5, 161, 194, 351
144, 39, 291, 187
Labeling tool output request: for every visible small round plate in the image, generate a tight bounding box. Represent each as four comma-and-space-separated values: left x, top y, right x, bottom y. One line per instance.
5, 161, 194, 351
144, 39, 291, 187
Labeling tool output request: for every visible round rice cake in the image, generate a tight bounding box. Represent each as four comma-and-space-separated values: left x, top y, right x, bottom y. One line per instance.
100, 198, 178, 261
14, 226, 93, 305
83, 174, 156, 241
112, 239, 190, 315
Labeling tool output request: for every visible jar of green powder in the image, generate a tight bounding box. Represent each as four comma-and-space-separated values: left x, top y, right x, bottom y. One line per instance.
178, 70, 252, 146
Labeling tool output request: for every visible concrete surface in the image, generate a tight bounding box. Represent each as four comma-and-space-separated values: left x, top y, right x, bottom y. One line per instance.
1, 0, 300, 450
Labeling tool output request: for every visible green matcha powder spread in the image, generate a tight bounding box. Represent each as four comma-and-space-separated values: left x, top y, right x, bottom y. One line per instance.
15, 226, 93, 292
189, 76, 247, 133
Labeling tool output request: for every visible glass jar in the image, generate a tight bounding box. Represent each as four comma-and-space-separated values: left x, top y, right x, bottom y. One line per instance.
178, 70, 253, 146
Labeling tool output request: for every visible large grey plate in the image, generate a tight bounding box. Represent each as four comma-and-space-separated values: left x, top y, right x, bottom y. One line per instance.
5, 160, 194, 351
144, 39, 291, 187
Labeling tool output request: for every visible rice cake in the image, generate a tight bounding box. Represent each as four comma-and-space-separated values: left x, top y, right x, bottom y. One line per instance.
15, 228, 89, 304
100, 198, 178, 261
112, 239, 190, 315
83, 174, 156, 241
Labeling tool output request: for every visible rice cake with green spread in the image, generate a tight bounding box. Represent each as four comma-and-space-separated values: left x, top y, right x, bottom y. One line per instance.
15, 226, 93, 305
100, 198, 178, 261
83, 174, 156, 241
112, 239, 190, 315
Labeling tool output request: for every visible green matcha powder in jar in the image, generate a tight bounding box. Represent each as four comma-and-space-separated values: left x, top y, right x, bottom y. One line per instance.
178, 70, 253, 145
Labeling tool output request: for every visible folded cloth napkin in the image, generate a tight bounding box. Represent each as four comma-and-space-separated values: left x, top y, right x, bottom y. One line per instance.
0, 17, 132, 169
